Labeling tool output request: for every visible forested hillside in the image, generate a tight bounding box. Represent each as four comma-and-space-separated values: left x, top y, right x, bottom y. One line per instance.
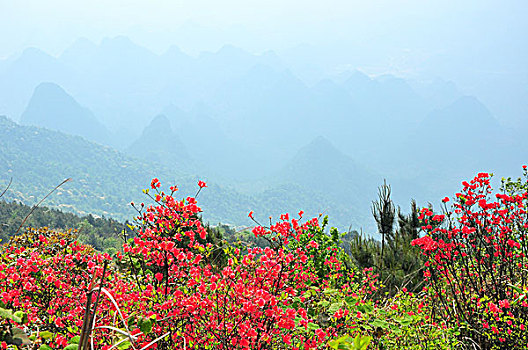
0, 199, 127, 252
0, 116, 370, 230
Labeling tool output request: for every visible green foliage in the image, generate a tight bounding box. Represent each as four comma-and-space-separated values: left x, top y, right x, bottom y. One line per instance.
288, 216, 353, 286
0, 116, 371, 230
328, 334, 372, 350
0, 199, 130, 252
0, 305, 30, 347
352, 191, 425, 295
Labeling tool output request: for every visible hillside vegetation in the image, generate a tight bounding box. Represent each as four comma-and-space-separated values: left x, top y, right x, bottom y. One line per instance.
0, 115, 371, 230
1, 169, 527, 349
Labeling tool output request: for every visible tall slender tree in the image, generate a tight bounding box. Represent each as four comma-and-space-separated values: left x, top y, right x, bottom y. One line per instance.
371, 180, 395, 270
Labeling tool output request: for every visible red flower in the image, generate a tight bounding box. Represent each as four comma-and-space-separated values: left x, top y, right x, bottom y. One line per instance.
499, 299, 510, 309
197, 180, 207, 188
155, 273, 164, 282
488, 301, 499, 313
151, 178, 161, 189
309, 240, 319, 249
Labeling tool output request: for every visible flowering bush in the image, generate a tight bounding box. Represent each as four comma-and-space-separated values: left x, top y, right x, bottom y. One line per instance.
4, 170, 528, 349
0, 227, 125, 348
413, 170, 528, 348
119, 180, 385, 349
0, 179, 389, 349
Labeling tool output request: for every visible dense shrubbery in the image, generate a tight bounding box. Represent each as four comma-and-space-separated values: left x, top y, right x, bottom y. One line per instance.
414, 171, 528, 348
1, 170, 528, 349
0, 200, 130, 252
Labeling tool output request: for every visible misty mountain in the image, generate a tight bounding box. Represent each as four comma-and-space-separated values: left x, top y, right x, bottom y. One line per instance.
211, 64, 318, 151
20, 82, 112, 146
0, 48, 71, 119
59, 36, 163, 140
381, 95, 520, 205
409, 78, 461, 109
0, 116, 369, 230
412, 95, 506, 167
0, 37, 476, 160
272, 136, 381, 225
0, 115, 251, 224
342, 71, 428, 133
1, 36, 525, 234
126, 114, 192, 171
160, 104, 269, 181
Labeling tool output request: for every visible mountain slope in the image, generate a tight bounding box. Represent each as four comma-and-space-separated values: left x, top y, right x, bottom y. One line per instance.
411, 95, 508, 169
126, 114, 192, 171
0, 116, 370, 229
269, 136, 382, 228
0, 48, 72, 119
20, 82, 112, 145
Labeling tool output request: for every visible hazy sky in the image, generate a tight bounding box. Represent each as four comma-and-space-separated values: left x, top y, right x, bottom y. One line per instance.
1, 0, 526, 56
1, 0, 527, 119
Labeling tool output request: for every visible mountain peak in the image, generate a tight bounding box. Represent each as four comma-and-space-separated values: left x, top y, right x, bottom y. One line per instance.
277, 136, 379, 211
19, 47, 53, 60
126, 114, 191, 167
20, 82, 111, 145
450, 95, 490, 113
33, 81, 70, 99
427, 95, 497, 127
144, 114, 172, 134
343, 70, 372, 85
298, 136, 342, 159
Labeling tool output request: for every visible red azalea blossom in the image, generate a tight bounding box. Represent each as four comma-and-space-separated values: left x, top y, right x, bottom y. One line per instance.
5, 170, 528, 350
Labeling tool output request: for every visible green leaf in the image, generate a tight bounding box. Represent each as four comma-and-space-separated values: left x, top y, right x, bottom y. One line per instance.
344, 296, 357, 305
328, 302, 342, 314
69, 336, 80, 344
307, 322, 319, 330
39, 345, 53, 350
397, 315, 413, 326
371, 318, 389, 329
13, 311, 28, 324
362, 303, 374, 313
138, 317, 153, 334
40, 331, 54, 340
117, 340, 132, 350
353, 334, 372, 350
0, 307, 14, 320
63, 344, 78, 350
508, 284, 523, 294
319, 300, 330, 308
323, 288, 338, 295
328, 334, 353, 349
127, 315, 136, 329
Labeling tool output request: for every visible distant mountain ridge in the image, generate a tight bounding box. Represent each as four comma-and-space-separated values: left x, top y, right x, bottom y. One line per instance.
0, 37, 525, 235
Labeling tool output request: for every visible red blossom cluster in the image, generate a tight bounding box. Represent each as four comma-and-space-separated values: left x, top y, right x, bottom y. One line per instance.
1, 180, 379, 349
412, 170, 528, 348
119, 180, 378, 348
0, 228, 133, 348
